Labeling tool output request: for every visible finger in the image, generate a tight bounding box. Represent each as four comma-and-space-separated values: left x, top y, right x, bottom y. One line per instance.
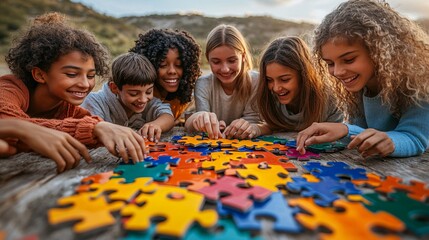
132, 131, 146, 160
140, 125, 149, 139
115, 141, 129, 163
57, 146, 77, 171
219, 121, 226, 132
203, 114, 214, 138
62, 141, 82, 168
348, 131, 374, 150
154, 128, 162, 143
147, 126, 155, 142
209, 113, 220, 139
70, 138, 91, 163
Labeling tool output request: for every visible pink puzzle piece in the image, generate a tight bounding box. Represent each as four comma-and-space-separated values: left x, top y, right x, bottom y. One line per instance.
286, 148, 320, 161
196, 176, 272, 212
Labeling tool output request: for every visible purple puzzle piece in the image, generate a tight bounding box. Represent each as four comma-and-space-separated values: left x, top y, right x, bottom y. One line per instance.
303, 161, 367, 181
196, 176, 272, 212
287, 176, 362, 206
217, 192, 302, 233
286, 148, 320, 161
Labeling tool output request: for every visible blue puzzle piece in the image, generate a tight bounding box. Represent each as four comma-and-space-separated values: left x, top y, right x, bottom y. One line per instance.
186, 146, 222, 155
113, 162, 172, 183
171, 135, 183, 142
303, 161, 367, 181
285, 140, 297, 148
287, 176, 361, 207
185, 218, 262, 240
143, 155, 180, 166
217, 192, 302, 233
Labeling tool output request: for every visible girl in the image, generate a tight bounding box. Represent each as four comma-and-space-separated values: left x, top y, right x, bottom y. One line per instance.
130, 28, 202, 123
296, 0, 429, 158
185, 24, 265, 140
0, 12, 147, 165
82, 52, 175, 143
256, 36, 342, 133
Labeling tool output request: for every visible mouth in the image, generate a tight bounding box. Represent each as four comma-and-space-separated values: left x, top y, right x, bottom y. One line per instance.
69, 91, 88, 98
339, 74, 358, 84
133, 102, 146, 109
163, 79, 178, 85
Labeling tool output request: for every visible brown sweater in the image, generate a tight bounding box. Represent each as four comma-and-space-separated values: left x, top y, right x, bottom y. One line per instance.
0, 74, 102, 146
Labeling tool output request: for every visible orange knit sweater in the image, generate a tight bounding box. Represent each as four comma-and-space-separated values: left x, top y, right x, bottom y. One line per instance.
0, 74, 102, 146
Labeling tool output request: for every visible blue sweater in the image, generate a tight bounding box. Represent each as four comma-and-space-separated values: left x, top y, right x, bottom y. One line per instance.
346, 92, 429, 157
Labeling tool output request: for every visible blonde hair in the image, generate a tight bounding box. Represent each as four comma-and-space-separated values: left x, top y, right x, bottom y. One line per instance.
205, 24, 253, 102
313, 0, 429, 119
256, 36, 333, 131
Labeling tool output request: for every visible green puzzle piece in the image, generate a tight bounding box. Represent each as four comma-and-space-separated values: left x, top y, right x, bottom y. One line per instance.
256, 135, 289, 144
364, 191, 429, 236
113, 162, 172, 183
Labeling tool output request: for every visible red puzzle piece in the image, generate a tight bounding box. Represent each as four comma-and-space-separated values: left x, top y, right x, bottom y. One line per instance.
229, 151, 297, 172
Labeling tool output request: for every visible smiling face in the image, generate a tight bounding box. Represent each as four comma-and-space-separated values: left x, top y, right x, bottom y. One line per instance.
266, 62, 300, 110
157, 48, 183, 95
36, 51, 96, 106
110, 82, 154, 117
321, 38, 377, 94
208, 45, 244, 90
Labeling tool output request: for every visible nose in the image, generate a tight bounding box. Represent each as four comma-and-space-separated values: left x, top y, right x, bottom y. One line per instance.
78, 75, 91, 89
167, 64, 177, 75
272, 80, 282, 92
139, 94, 151, 103
333, 64, 346, 77
221, 63, 229, 73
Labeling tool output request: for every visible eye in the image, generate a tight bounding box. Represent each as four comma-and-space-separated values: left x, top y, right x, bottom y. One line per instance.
65, 73, 77, 78
266, 77, 273, 83
344, 57, 356, 64
281, 78, 291, 83
87, 75, 96, 79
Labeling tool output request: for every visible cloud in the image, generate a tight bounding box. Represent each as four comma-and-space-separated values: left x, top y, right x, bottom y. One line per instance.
388, 0, 429, 19
254, 0, 293, 6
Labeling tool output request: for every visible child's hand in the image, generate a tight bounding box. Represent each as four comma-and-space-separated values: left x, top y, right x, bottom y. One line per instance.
296, 122, 348, 154
223, 119, 258, 139
139, 123, 162, 143
94, 122, 147, 163
190, 111, 223, 139
348, 128, 394, 158
0, 139, 17, 157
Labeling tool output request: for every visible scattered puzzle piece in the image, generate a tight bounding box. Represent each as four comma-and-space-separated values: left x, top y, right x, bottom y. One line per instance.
161, 168, 217, 191
230, 151, 297, 172
113, 162, 172, 183
196, 176, 272, 212
286, 148, 320, 161
122, 185, 218, 237
217, 192, 302, 233
303, 161, 367, 181
289, 197, 405, 240
75, 171, 115, 193
364, 191, 429, 236
48, 193, 124, 233
236, 164, 291, 191
185, 218, 262, 240
256, 135, 289, 144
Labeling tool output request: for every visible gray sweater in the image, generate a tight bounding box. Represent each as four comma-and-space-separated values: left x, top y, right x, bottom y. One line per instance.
81, 83, 173, 130
195, 71, 261, 125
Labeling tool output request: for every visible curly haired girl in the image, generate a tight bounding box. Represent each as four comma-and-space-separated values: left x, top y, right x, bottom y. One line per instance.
296, 0, 429, 158
130, 28, 202, 122
1, 12, 147, 171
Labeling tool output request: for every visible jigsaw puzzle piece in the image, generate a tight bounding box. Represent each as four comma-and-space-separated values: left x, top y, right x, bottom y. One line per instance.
113, 162, 172, 183
229, 151, 297, 172
364, 191, 429, 236
256, 135, 289, 144
289, 197, 405, 240
286, 148, 320, 161
287, 177, 361, 207
48, 193, 124, 233
217, 192, 302, 233
196, 176, 272, 212
122, 185, 218, 237
303, 161, 367, 181
161, 168, 217, 191
202, 151, 248, 173
236, 164, 291, 191
75, 171, 115, 193
307, 141, 347, 153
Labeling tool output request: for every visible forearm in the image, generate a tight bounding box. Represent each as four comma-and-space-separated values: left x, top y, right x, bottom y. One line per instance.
0, 119, 29, 139
252, 122, 272, 137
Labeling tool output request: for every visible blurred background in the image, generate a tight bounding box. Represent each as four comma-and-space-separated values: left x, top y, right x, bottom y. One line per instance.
1, 0, 428, 77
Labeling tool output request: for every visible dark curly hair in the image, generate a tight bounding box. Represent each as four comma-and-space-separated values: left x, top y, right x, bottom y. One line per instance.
5, 12, 110, 91
130, 28, 202, 104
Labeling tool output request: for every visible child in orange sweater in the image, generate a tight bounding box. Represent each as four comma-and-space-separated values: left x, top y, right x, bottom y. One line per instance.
0, 12, 147, 168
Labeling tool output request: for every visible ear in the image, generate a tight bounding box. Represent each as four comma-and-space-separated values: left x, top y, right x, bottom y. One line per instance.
108, 81, 120, 94
242, 52, 246, 62
31, 67, 47, 84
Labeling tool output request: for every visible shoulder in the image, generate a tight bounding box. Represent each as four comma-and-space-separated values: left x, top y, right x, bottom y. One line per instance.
196, 74, 215, 88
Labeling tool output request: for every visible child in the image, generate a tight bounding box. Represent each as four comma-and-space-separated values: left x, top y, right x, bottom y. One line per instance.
255, 36, 343, 132
130, 28, 202, 123
185, 24, 265, 140
0, 12, 147, 163
0, 119, 89, 173
296, 0, 429, 158
82, 52, 175, 142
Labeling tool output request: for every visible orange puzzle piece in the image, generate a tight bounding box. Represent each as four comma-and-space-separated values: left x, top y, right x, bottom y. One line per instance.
161, 168, 217, 191
75, 171, 115, 193
289, 198, 405, 240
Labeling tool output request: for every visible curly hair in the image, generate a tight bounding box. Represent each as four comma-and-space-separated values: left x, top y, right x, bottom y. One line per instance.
256, 36, 333, 131
205, 24, 253, 103
130, 28, 202, 104
5, 12, 110, 91
313, 0, 429, 119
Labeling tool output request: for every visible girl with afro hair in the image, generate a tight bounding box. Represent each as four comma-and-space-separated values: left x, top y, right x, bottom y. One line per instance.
130, 28, 202, 123
1, 12, 148, 171
296, 0, 429, 158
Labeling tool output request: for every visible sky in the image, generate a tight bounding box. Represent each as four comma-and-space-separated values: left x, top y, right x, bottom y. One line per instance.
71, 0, 429, 23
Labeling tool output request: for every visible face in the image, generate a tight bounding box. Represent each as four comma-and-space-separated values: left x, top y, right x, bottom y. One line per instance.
266, 62, 301, 108
111, 83, 154, 116
157, 48, 183, 94
37, 51, 96, 105
321, 38, 377, 93
208, 45, 244, 88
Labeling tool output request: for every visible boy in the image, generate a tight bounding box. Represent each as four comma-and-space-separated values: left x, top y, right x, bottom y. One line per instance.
82, 52, 175, 142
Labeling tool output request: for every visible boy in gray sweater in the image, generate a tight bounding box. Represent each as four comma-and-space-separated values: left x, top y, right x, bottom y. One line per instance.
82, 52, 174, 142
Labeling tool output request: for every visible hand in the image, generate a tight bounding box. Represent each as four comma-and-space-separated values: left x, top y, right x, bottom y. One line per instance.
139, 123, 162, 143
0, 139, 17, 157
19, 124, 91, 173
296, 122, 348, 154
191, 111, 223, 139
94, 122, 147, 163
223, 119, 259, 139
348, 128, 394, 158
